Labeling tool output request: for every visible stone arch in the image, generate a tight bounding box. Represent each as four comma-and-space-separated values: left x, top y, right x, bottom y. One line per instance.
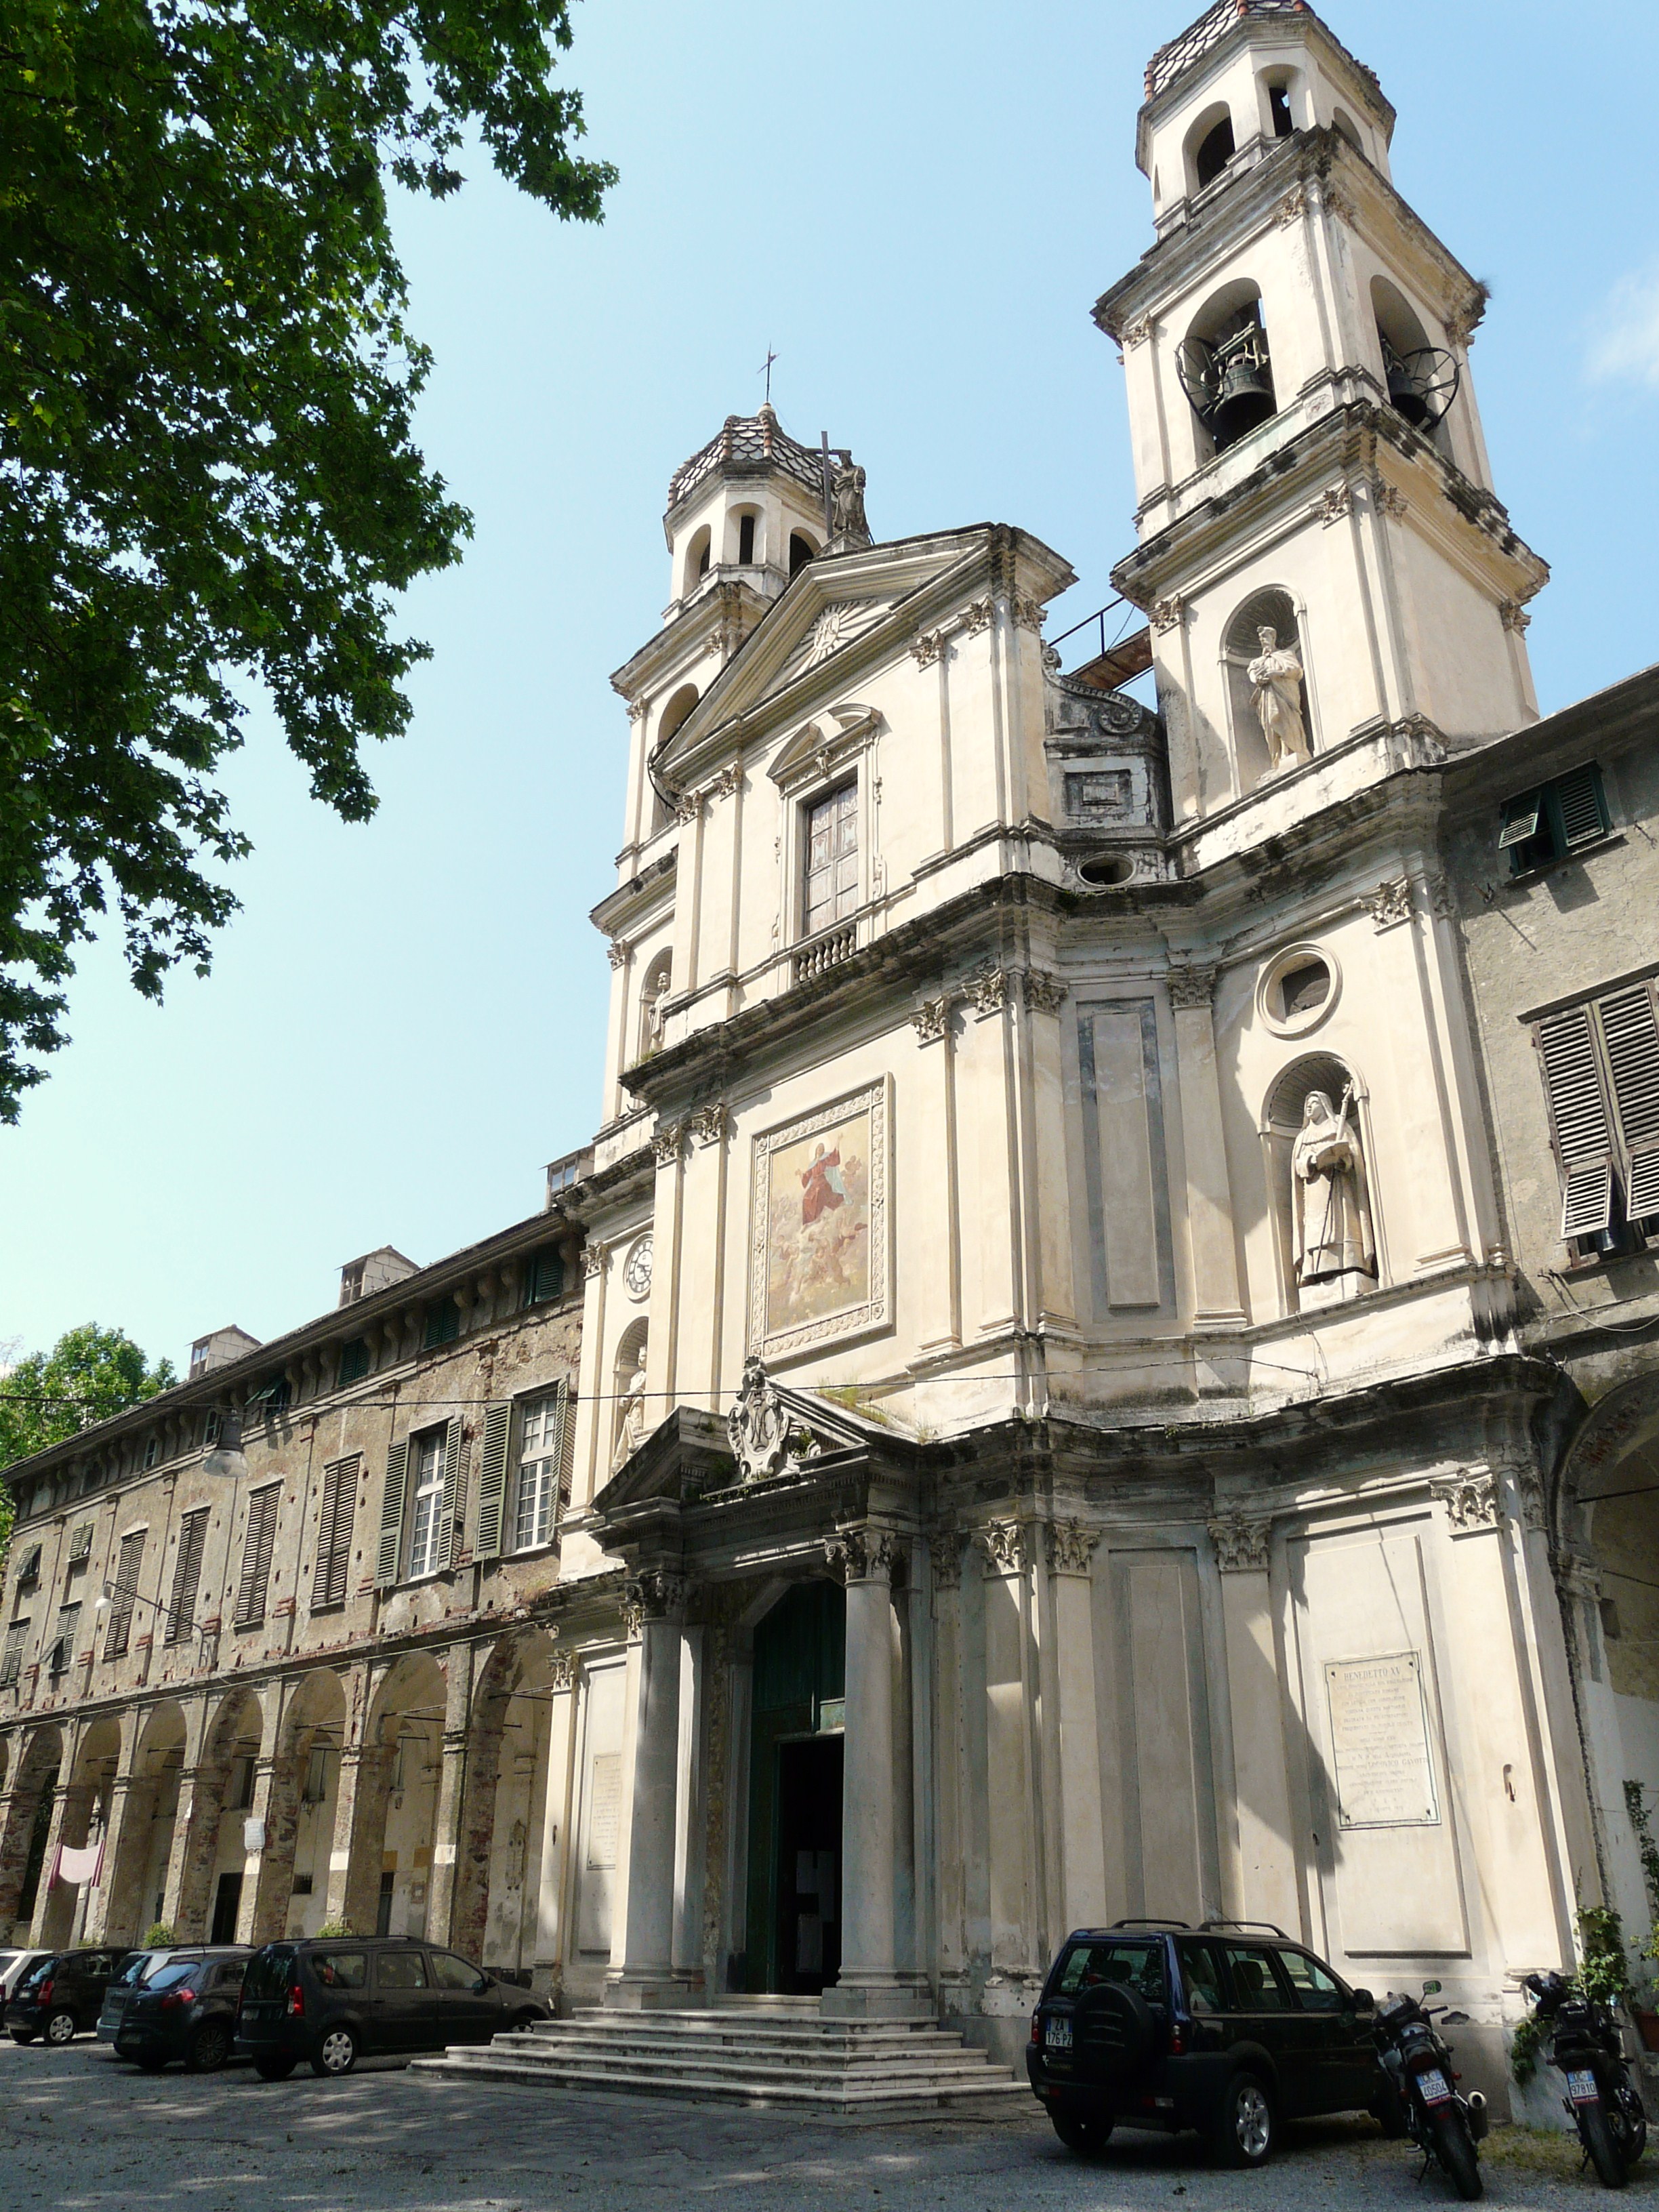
682, 525, 712, 598
449, 1625, 564, 1967
102, 1700, 190, 1942
251, 1668, 348, 1943
610, 1317, 650, 1475
1179, 278, 1277, 461
41, 1716, 123, 1947
636, 947, 673, 1063
1184, 100, 1235, 196
344, 1648, 448, 1940
1555, 1374, 1659, 1929
173, 1683, 264, 1942
0, 1723, 64, 1938
1259, 1052, 1382, 1313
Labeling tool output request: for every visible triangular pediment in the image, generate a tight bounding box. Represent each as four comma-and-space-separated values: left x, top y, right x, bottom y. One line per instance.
657, 527, 999, 781
590, 1381, 907, 1522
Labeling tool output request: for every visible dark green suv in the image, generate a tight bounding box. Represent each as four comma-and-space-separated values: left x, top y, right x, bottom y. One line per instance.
1027, 1920, 1383, 2167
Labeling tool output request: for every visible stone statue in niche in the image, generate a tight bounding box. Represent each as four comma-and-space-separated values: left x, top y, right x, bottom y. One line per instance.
830, 460, 871, 550
1292, 1086, 1376, 1296
611, 1355, 649, 1471
1248, 624, 1311, 769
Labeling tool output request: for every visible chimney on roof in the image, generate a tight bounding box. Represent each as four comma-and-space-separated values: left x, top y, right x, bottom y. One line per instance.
338, 1246, 419, 1307
190, 1325, 261, 1377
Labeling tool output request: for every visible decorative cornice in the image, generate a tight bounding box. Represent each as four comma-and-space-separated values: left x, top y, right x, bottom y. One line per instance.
1432, 1466, 1502, 1535
975, 1520, 1027, 1578
1209, 1515, 1273, 1574
1047, 1520, 1101, 1575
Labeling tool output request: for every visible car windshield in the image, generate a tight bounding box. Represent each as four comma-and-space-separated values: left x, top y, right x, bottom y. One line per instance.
243, 1947, 295, 2001
1054, 1941, 1167, 2002
146, 1962, 199, 1993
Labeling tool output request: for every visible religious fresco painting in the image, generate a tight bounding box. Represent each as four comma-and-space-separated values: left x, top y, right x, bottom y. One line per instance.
749, 1080, 890, 1361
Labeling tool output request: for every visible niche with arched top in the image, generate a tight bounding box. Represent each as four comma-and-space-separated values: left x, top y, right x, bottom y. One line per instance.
684, 525, 712, 596
1371, 276, 1459, 448
1260, 1052, 1382, 1314
610, 1317, 649, 1473
1330, 106, 1364, 157
1261, 72, 1296, 138
1221, 586, 1313, 794
788, 531, 818, 578
649, 685, 699, 834
636, 948, 672, 1063
1179, 281, 1277, 458
731, 507, 760, 567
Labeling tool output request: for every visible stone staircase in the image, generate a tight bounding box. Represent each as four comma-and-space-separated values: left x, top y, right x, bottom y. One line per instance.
413, 2001, 1028, 2116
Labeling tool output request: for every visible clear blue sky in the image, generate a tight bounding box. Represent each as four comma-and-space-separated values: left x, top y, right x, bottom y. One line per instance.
3, 0, 1656, 1372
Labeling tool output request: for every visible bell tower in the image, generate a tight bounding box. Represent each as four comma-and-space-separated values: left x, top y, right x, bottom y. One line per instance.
1096, 0, 1547, 825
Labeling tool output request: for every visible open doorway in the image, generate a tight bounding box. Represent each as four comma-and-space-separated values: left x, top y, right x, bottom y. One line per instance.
775, 1736, 842, 1995
211, 1870, 243, 1944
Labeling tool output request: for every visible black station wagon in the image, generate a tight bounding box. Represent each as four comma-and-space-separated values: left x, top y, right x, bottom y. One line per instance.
1027, 1920, 1384, 2167
237, 1936, 550, 2077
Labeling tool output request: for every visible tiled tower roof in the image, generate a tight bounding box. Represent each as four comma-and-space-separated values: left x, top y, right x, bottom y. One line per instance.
666, 406, 824, 513
1145, 0, 1380, 109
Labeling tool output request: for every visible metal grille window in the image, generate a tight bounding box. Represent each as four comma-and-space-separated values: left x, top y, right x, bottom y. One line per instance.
312, 1458, 359, 1609
1499, 762, 1610, 875
166, 1507, 209, 1644
1, 1618, 26, 1687
514, 1392, 567, 1553
104, 1529, 146, 1658
1535, 978, 1659, 1246
803, 782, 858, 937
234, 1483, 283, 1627
407, 1431, 447, 1580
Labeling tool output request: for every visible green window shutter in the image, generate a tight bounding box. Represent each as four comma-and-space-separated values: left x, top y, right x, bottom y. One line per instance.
437, 1419, 467, 1572
424, 1300, 459, 1350
522, 1250, 565, 1307
374, 1439, 409, 1589
554, 1381, 577, 1523
1497, 790, 1541, 851
1552, 763, 1610, 851
474, 1403, 512, 1562
1602, 982, 1659, 1222
337, 1338, 369, 1387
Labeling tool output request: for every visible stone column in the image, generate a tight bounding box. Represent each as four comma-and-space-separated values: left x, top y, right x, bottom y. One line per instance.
823, 1527, 922, 2017
1210, 1514, 1299, 1931
1167, 966, 1247, 1327
607, 1571, 695, 2008
975, 1521, 1040, 1984
85, 1707, 144, 1944
1047, 1521, 1107, 1931
930, 1537, 968, 1996
28, 1719, 82, 1946
426, 1641, 476, 1949
232, 1684, 285, 1945
533, 1652, 579, 2001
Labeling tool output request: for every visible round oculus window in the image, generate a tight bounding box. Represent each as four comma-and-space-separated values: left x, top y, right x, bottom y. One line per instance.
1258, 944, 1340, 1037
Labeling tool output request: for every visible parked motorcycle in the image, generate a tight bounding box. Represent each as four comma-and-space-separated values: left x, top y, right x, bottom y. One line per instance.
1522, 1970, 1647, 2188
1374, 1980, 1488, 2200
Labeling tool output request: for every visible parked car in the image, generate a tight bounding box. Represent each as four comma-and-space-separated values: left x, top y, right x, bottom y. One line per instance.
1027, 1919, 1384, 2167
5, 1947, 136, 2046
237, 1936, 551, 2078
0, 1950, 54, 2005
98, 1947, 216, 2043
114, 1950, 251, 2073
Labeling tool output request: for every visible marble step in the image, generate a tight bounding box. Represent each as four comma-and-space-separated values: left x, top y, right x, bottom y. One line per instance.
525, 2017, 975, 2055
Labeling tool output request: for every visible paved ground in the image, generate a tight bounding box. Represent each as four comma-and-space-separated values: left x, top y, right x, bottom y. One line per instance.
0, 2034, 1650, 2211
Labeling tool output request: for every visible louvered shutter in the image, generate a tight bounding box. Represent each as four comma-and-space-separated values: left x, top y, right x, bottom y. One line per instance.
436, 1419, 467, 1572
314, 1458, 357, 1607
374, 1439, 409, 1589
1538, 1006, 1617, 1237
235, 1485, 281, 1626
555, 1382, 576, 1523
105, 1529, 145, 1658
1553, 764, 1610, 852
1498, 791, 1541, 850
167, 1509, 209, 1643
474, 1403, 511, 1562
1603, 981, 1659, 1222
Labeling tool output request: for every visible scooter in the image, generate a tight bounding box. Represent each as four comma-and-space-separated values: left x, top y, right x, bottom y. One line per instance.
1374, 1980, 1488, 2201
1522, 1970, 1647, 2188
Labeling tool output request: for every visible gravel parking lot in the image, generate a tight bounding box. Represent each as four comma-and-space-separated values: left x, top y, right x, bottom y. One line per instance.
0, 2033, 1648, 2211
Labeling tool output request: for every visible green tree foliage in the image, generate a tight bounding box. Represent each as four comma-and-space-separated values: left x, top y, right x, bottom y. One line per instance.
0, 0, 614, 1118
0, 1322, 178, 1557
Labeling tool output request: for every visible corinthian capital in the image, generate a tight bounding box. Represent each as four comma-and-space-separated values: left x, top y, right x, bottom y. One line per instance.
823, 1526, 897, 1583
1208, 1515, 1273, 1574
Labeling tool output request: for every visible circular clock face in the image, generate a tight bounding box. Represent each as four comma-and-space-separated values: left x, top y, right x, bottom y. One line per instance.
623, 1235, 653, 1301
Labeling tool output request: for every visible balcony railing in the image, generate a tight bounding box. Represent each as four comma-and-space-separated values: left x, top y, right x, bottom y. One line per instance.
793, 923, 857, 987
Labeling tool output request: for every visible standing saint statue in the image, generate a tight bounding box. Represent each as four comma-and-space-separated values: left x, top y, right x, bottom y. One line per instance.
1292, 1086, 1376, 1289
611, 1357, 649, 1471
1248, 623, 1311, 769
830, 459, 871, 550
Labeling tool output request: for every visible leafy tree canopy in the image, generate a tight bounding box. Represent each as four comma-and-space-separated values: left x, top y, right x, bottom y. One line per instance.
0, 0, 614, 1119
0, 1321, 178, 1556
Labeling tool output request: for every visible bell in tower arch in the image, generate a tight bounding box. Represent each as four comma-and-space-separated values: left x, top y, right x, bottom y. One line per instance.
1178, 303, 1277, 453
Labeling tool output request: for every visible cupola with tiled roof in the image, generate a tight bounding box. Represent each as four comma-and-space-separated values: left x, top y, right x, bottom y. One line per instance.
659, 403, 845, 619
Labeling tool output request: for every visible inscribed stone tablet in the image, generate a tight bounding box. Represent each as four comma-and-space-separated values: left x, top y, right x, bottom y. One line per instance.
587, 1750, 622, 1868
1324, 1650, 1439, 1828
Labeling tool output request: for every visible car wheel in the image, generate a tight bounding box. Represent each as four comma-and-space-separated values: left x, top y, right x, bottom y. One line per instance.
311, 2026, 358, 2077
1049, 2110, 1114, 2156
45, 2009, 77, 2047
1212, 2073, 1275, 2168
509, 2008, 541, 2035
253, 2054, 298, 2082
137, 2051, 169, 2073
187, 2022, 232, 2074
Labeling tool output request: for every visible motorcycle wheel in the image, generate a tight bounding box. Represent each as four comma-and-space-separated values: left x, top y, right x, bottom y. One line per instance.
1581, 2099, 1629, 2190
1431, 2105, 1484, 2201
1613, 2086, 1647, 2170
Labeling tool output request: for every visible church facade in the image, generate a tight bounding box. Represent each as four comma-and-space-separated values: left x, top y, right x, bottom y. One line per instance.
4, 0, 1657, 2112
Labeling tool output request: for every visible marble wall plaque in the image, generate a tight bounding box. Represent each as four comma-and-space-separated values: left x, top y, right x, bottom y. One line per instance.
1324, 1651, 1439, 1828
586, 1750, 622, 1868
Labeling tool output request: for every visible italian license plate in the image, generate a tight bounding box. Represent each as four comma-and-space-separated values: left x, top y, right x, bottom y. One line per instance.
1046, 2018, 1073, 2051
1567, 2070, 1599, 2104
1417, 2068, 1452, 2104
